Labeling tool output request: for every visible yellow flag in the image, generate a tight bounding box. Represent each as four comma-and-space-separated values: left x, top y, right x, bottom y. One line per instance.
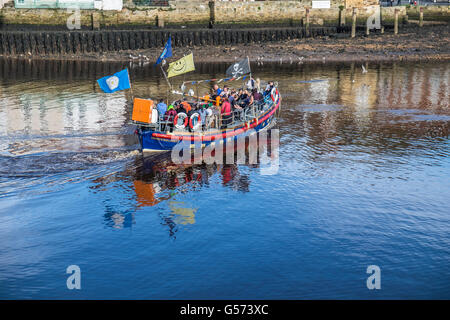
167, 53, 195, 78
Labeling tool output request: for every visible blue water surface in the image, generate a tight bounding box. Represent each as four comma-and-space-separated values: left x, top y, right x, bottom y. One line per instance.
0, 60, 449, 299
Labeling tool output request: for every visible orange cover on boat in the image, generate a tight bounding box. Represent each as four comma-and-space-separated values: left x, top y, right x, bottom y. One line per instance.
132, 98, 154, 123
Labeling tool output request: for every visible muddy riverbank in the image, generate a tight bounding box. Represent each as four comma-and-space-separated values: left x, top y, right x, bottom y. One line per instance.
1, 24, 449, 63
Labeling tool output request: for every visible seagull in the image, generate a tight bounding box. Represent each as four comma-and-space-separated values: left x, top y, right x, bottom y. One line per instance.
362, 64, 368, 74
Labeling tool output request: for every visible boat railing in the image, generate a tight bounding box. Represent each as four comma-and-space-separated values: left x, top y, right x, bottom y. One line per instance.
133, 98, 275, 133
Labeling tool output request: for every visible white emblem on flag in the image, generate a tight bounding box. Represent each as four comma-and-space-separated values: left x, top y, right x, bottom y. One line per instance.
106, 76, 119, 90
232, 63, 243, 77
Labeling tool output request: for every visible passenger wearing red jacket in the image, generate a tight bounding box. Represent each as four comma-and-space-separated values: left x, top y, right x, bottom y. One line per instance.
221, 97, 232, 128
163, 105, 177, 132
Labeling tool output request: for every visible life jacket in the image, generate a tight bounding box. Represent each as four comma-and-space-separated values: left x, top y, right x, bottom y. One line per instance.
181, 101, 191, 113
215, 96, 221, 107
221, 101, 231, 116
202, 95, 210, 102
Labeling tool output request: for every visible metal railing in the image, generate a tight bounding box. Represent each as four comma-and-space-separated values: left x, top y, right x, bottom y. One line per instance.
134, 100, 273, 133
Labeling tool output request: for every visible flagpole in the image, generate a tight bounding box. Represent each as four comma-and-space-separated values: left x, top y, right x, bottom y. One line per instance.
160, 63, 172, 91
247, 56, 251, 78
127, 68, 135, 102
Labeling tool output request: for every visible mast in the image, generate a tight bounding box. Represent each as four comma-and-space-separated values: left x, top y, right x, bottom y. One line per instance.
160, 62, 172, 91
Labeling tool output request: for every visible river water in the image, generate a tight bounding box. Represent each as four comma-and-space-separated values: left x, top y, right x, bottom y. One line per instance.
0, 59, 449, 299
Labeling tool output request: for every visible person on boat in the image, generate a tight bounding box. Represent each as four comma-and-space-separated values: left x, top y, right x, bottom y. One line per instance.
238, 89, 250, 107
198, 104, 208, 131
215, 95, 221, 107
156, 99, 167, 119
227, 92, 235, 105
220, 96, 232, 129
186, 105, 198, 132
201, 92, 210, 103
231, 93, 241, 109
246, 77, 255, 90
180, 98, 192, 114
175, 102, 184, 114
264, 81, 274, 96
252, 88, 263, 102
213, 84, 222, 96
230, 93, 243, 120
220, 87, 230, 97
255, 78, 261, 92
248, 92, 254, 106
163, 105, 177, 132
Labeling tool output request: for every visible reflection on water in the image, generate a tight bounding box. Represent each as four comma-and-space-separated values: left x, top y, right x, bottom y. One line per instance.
0, 59, 449, 299
93, 151, 254, 236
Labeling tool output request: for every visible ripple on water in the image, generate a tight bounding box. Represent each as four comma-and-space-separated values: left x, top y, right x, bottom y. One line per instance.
0, 149, 140, 199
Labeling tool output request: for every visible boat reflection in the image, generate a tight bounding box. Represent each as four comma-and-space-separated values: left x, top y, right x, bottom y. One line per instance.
98, 149, 259, 234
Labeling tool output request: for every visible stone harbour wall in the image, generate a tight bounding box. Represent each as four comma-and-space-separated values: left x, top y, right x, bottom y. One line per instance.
0, 0, 417, 28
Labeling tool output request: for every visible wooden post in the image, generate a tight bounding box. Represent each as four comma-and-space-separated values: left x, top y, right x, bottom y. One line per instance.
394, 8, 399, 35
339, 7, 345, 26
209, 0, 215, 29
365, 23, 370, 36
419, 7, 423, 27
351, 8, 357, 38
381, 26, 384, 34
305, 8, 310, 37
157, 15, 164, 28
91, 12, 100, 30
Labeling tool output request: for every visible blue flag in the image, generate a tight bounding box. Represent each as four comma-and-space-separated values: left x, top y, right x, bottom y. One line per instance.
97, 69, 131, 93
155, 37, 172, 66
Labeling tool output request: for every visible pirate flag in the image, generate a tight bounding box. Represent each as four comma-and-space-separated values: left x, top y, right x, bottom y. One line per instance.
226, 58, 251, 78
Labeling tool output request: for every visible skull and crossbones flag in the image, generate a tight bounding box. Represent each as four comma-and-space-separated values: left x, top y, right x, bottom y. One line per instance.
226, 58, 251, 78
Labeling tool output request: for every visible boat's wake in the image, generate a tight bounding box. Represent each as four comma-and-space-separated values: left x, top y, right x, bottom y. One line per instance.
0, 149, 140, 199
